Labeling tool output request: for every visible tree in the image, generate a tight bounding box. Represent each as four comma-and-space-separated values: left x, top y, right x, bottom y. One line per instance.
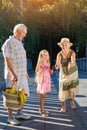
0, 0, 87, 68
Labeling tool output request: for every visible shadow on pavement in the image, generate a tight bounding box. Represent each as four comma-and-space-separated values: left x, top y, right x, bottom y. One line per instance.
0, 70, 87, 130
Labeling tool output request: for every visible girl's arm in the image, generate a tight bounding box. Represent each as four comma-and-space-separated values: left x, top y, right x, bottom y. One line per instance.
35, 63, 42, 83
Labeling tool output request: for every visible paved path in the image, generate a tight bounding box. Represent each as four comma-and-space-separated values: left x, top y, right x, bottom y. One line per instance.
0, 70, 87, 130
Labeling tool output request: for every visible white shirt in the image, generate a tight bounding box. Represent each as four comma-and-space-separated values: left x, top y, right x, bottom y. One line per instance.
1, 36, 27, 80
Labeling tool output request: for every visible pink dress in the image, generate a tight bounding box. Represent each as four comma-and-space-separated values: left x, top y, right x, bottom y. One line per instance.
37, 63, 51, 94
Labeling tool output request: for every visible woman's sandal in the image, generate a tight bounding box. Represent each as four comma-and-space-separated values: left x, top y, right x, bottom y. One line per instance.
60, 101, 66, 112
70, 99, 76, 109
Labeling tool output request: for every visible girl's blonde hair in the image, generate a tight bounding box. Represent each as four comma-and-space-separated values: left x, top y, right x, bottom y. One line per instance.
35, 49, 50, 83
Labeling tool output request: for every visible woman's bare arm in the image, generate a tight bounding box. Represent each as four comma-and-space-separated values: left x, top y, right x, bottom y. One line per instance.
68, 52, 76, 68
55, 54, 61, 70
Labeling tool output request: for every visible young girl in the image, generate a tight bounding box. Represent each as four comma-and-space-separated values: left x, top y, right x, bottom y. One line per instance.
35, 50, 52, 117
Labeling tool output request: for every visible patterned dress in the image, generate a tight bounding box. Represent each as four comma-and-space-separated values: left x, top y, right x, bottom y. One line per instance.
58, 50, 79, 101
37, 63, 51, 94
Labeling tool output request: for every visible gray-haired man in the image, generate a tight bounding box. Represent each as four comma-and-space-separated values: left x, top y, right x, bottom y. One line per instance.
2, 24, 31, 125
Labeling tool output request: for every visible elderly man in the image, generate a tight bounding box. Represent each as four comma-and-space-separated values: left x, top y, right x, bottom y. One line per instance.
2, 24, 31, 125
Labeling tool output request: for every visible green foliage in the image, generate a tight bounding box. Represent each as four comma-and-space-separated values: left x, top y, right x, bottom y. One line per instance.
0, 0, 87, 68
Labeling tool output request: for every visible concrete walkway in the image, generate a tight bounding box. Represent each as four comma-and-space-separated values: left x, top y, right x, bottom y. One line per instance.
0, 70, 87, 130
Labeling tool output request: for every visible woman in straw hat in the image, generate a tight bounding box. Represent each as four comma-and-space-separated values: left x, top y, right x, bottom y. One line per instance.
53, 38, 79, 112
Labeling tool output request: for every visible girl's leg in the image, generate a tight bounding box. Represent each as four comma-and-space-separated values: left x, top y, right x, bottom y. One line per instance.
70, 98, 76, 109
60, 101, 66, 112
39, 93, 47, 116
40, 93, 46, 112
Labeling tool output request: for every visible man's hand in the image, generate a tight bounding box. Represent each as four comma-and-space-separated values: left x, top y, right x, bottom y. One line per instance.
11, 73, 18, 82
26, 73, 29, 80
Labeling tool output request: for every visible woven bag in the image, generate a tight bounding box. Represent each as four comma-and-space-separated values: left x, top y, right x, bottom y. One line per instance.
3, 83, 22, 109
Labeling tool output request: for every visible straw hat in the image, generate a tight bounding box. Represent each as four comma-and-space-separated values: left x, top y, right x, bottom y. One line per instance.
57, 38, 73, 47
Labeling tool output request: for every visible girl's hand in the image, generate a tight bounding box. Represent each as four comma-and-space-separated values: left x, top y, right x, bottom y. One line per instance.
49, 69, 53, 74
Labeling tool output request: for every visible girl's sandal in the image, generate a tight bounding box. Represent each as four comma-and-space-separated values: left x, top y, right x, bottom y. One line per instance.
41, 111, 48, 117
39, 108, 49, 114
44, 109, 49, 114
39, 109, 48, 117
60, 108, 66, 113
